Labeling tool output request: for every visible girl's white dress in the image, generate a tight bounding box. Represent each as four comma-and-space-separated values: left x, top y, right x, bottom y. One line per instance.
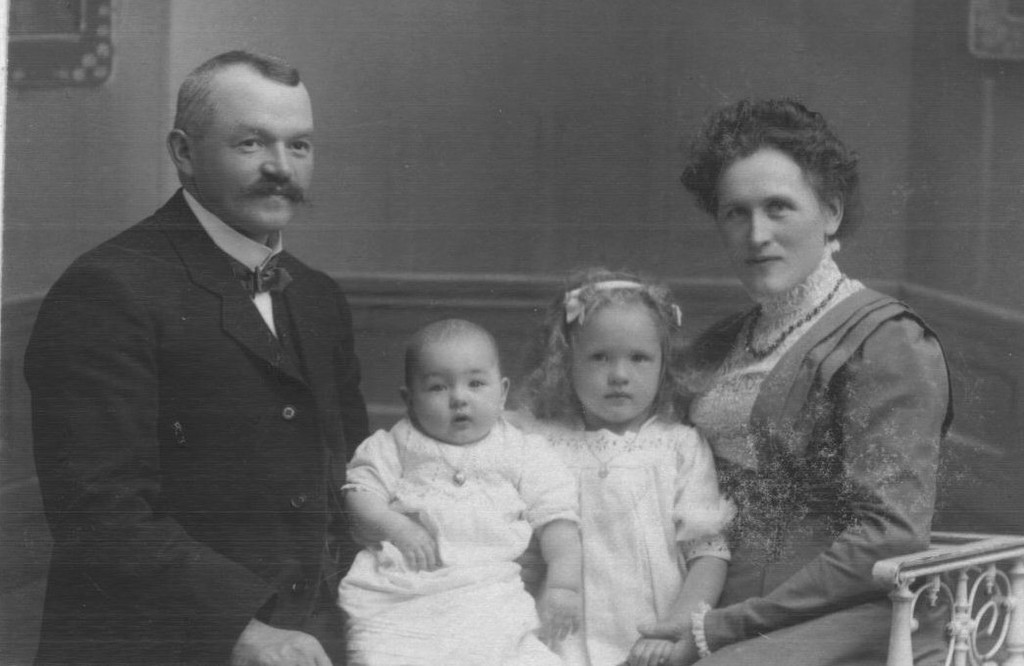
338, 417, 579, 666
524, 417, 733, 666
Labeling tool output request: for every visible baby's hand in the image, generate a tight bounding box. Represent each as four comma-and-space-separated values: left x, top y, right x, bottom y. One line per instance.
626, 637, 676, 666
389, 517, 440, 571
537, 586, 581, 647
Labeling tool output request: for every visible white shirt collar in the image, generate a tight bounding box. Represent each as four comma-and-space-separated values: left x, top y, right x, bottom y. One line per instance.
182, 189, 283, 271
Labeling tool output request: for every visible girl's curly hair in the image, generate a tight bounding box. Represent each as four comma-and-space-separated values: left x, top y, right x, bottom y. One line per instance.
681, 98, 861, 240
515, 267, 686, 424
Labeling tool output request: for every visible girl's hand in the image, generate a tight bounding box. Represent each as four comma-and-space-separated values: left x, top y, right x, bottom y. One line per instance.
537, 586, 581, 647
627, 637, 675, 666
389, 518, 440, 571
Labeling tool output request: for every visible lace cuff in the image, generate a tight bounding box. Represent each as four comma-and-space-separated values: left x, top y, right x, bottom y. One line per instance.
691, 601, 712, 659
680, 533, 731, 563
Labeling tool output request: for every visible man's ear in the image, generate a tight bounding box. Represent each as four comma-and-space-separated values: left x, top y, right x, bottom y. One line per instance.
166, 129, 195, 177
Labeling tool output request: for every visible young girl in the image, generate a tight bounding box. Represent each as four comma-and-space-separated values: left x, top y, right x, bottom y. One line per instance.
339, 318, 582, 665
516, 269, 734, 666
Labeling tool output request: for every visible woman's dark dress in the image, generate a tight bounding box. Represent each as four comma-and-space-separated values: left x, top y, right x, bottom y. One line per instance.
684, 259, 952, 666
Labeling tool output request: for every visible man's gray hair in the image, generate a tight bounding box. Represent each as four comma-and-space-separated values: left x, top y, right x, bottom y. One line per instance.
174, 50, 301, 137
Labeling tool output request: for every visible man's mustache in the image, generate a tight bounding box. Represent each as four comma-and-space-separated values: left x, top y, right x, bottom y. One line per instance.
244, 180, 307, 204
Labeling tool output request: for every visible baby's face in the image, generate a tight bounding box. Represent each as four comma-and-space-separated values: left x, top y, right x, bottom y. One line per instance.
404, 334, 509, 446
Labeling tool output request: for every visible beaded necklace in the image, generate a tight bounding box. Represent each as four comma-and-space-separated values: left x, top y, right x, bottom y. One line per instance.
744, 275, 846, 360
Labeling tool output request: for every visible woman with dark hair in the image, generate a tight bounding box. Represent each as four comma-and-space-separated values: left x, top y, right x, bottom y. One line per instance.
639, 99, 953, 665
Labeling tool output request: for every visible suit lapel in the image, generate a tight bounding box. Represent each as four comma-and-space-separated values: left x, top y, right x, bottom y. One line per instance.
156, 191, 306, 384
276, 255, 336, 401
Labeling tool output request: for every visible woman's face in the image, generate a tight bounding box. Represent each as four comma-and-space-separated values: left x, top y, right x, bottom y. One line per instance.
714, 148, 842, 299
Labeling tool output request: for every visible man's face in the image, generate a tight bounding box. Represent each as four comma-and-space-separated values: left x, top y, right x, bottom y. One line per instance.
177, 65, 314, 242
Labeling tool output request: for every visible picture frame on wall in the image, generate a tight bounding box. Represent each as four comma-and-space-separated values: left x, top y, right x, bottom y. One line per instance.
8, 0, 113, 87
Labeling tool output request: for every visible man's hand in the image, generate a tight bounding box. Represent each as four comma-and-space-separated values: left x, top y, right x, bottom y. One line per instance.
537, 586, 581, 647
389, 518, 440, 571
230, 619, 332, 666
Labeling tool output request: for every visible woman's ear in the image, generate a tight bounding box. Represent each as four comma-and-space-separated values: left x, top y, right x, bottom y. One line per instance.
399, 386, 412, 410
822, 196, 843, 237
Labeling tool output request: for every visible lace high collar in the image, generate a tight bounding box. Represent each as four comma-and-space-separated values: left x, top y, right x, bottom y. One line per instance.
755, 252, 845, 323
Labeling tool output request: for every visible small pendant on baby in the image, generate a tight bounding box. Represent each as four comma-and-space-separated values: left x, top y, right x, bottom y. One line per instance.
436, 441, 472, 486
598, 463, 610, 479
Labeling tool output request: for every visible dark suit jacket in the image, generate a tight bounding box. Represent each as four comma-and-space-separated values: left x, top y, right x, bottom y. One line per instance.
25, 191, 369, 665
681, 289, 952, 663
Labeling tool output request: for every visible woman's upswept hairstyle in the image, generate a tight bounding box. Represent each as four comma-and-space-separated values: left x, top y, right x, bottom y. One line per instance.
681, 98, 861, 239
516, 268, 685, 424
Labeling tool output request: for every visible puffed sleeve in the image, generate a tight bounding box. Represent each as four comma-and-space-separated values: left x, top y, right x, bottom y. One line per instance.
343, 425, 406, 502
703, 316, 950, 650
673, 426, 735, 561
515, 428, 580, 530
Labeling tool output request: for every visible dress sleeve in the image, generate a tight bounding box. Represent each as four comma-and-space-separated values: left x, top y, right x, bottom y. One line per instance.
343, 426, 404, 503
703, 316, 950, 650
517, 431, 580, 529
673, 427, 734, 562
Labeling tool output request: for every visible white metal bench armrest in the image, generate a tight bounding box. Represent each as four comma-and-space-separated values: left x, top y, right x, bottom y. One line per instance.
872, 532, 1024, 666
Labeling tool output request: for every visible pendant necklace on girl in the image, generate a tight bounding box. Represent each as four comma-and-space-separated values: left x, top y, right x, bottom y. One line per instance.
435, 441, 475, 486
586, 425, 642, 479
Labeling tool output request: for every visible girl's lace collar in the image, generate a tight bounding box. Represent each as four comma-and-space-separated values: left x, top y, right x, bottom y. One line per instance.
583, 415, 659, 440
754, 252, 845, 322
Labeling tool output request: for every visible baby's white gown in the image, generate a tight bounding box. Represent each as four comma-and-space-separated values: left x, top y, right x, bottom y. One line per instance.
339, 418, 579, 666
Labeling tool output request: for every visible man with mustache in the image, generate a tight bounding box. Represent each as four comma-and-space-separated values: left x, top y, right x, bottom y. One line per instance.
25, 51, 368, 666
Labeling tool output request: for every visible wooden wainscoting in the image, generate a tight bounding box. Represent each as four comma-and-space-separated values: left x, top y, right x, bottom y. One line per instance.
0, 295, 46, 666
895, 283, 1024, 535
338, 271, 747, 431
2, 273, 1021, 663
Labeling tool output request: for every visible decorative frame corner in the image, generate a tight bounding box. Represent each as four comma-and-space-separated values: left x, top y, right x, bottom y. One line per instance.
8, 0, 114, 88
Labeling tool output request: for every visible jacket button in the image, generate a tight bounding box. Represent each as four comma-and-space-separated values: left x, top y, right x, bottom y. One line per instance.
290, 579, 308, 595
290, 494, 308, 509
281, 405, 297, 420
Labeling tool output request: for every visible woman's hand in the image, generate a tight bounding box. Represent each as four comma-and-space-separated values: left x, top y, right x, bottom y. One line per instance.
636, 621, 701, 666
537, 586, 581, 647
627, 637, 676, 666
388, 517, 440, 571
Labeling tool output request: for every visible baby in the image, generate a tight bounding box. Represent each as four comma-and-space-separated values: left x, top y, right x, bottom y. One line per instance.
338, 319, 582, 665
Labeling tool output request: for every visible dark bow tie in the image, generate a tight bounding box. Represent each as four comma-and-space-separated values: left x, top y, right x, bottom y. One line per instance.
231, 257, 293, 296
